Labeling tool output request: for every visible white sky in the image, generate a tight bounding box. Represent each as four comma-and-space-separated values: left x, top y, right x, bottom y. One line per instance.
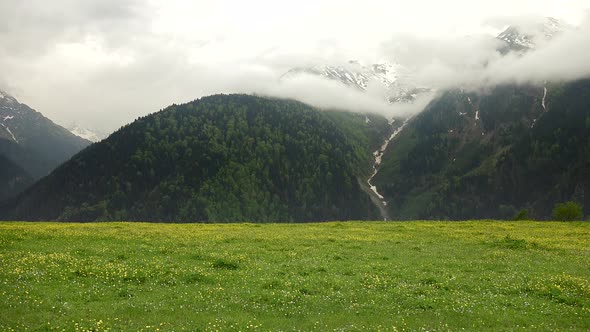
150, 0, 589, 64
0, 0, 589, 131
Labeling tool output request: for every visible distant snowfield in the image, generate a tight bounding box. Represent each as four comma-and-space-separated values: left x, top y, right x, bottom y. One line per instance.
281, 59, 429, 106
67, 124, 108, 142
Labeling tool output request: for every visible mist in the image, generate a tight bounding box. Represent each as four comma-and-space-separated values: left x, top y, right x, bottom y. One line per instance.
382, 13, 590, 91
486, 18, 590, 84
1, 1, 590, 132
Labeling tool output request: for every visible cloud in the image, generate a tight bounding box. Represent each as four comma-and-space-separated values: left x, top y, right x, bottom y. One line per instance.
1, 1, 590, 132
486, 18, 590, 84
382, 34, 504, 88
257, 74, 434, 118
381, 13, 590, 90
0, 0, 148, 56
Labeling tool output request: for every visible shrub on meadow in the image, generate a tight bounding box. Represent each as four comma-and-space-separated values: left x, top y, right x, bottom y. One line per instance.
552, 201, 583, 221
513, 209, 529, 221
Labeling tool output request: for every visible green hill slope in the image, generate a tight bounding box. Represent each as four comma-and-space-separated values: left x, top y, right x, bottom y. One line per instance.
375, 80, 590, 220
4, 94, 387, 222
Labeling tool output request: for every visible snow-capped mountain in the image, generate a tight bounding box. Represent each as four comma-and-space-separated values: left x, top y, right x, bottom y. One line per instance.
497, 17, 568, 51
0, 89, 90, 180
0, 90, 22, 143
67, 124, 107, 142
281, 60, 429, 104
282, 60, 401, 91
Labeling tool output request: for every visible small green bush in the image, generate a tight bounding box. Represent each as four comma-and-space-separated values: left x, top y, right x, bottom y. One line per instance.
513, 209, 529, 221
552, 201, 583, 221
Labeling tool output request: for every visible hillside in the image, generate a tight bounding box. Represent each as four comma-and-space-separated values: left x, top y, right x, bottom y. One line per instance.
0, 155, 33, 201
3, 94, 390, 222
374, 80, 590, 220
0, 90, 91, 182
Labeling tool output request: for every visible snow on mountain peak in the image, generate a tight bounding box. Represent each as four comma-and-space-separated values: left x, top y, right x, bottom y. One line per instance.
281, 59, 429, 104
497, 17, 568, 50
0, 91, 20, 143
541, 17, 567, 39
283, 60, 400, 91
67, 124, 107, 142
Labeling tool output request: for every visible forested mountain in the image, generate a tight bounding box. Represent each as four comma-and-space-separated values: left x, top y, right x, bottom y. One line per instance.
2, 94, 392, 222
2, 78, 588, 222
0, 90, 91, 198
373, 80, 590, 220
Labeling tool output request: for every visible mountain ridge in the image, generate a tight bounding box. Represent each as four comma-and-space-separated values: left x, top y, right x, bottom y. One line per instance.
2, 94, 388, 222
373, 79, 590, 220
0, 89, 92, 198
281, 60, 430, 104
497, 17, 569, 51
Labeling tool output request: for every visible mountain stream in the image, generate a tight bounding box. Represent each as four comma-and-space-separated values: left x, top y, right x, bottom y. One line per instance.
365, 118, 410, 220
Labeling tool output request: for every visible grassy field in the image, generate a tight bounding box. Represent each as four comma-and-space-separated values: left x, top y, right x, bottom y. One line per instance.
0, 221, 589, 331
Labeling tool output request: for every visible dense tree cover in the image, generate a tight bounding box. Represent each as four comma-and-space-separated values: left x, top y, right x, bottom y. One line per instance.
375, 80, 590, 220
2, 94, 385, 222
322, 111, 392, 176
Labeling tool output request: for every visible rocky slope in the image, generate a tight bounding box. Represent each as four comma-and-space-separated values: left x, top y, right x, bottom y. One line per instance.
0, 90, 91, 197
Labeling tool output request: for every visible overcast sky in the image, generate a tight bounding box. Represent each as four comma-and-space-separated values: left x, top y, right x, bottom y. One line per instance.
1, 0, 589, 132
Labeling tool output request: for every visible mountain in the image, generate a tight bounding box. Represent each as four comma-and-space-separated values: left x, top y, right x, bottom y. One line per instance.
281, 60, 429, 103
0, 154, 33, 201
2, 94, 392, 222
372, 79, 590, 220
67, 123, 108, 142
282, 60, 400, 92
0, 89, 91, 196
497, 17, 568, 52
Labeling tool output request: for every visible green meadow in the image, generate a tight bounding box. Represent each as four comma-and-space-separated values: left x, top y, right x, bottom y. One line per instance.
0, 221, 589, 331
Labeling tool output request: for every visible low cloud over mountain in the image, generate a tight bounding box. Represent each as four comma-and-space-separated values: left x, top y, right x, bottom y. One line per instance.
1, 1, 589, 131
382, 15, 590, 90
